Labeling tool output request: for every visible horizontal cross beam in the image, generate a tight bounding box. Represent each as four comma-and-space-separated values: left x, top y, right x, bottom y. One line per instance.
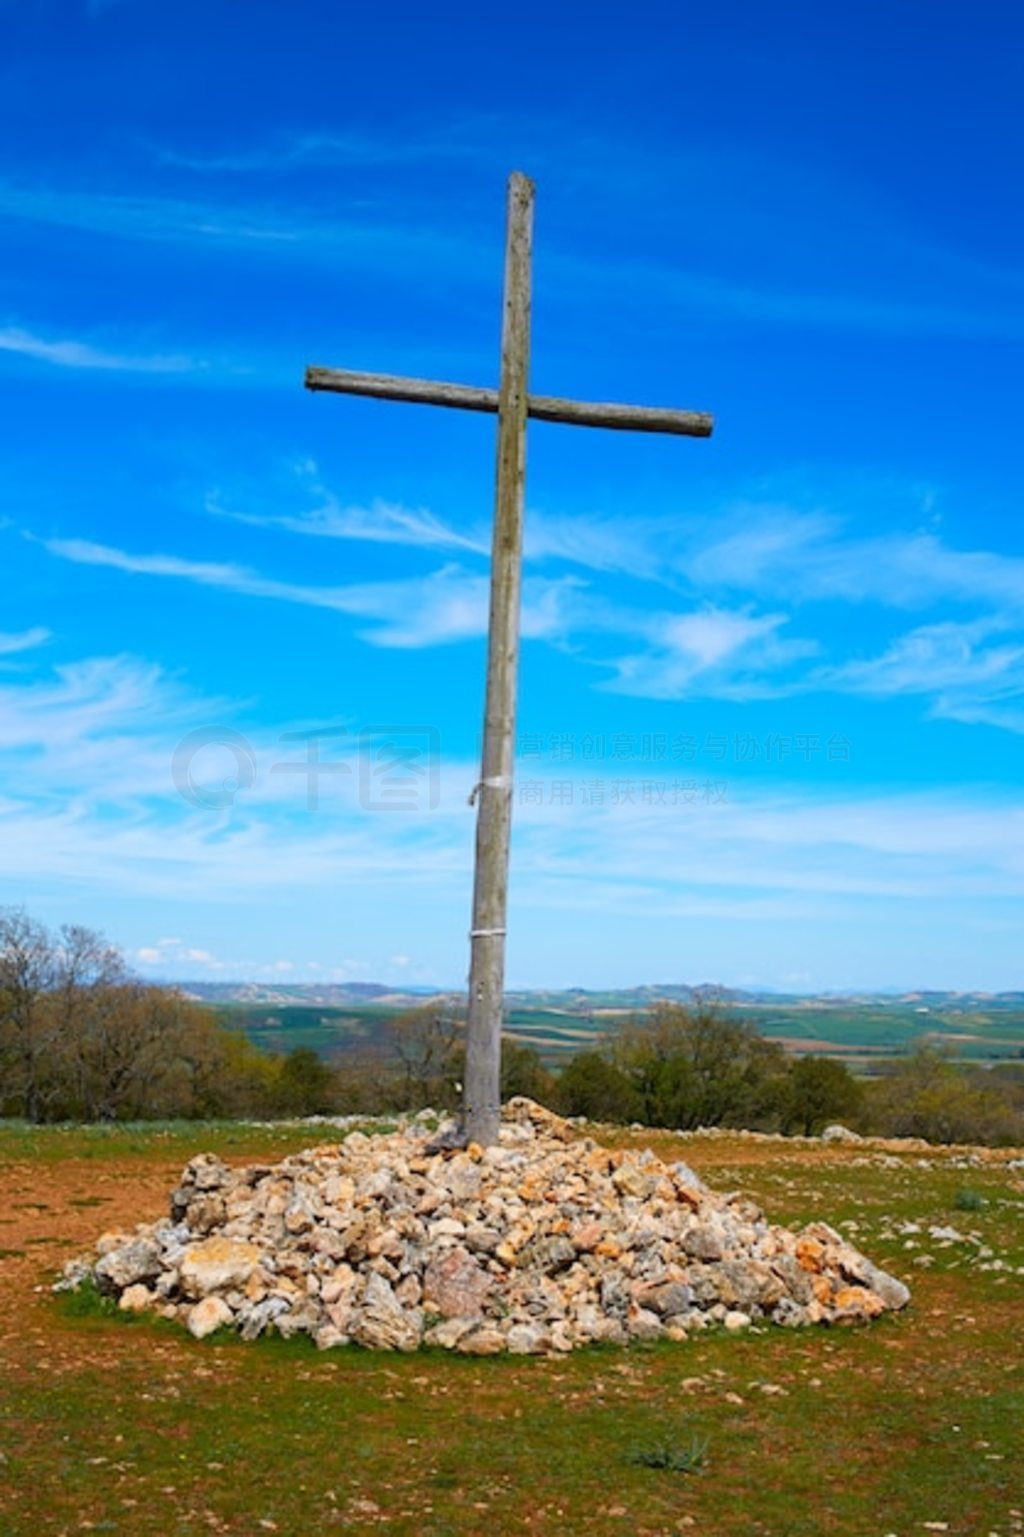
305, 365, 714, 438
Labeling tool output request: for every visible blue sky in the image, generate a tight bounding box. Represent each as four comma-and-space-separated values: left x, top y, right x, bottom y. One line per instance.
2, 0, 1023, 991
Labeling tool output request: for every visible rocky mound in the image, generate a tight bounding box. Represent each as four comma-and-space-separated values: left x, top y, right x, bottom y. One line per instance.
58, 1099, 910, 1354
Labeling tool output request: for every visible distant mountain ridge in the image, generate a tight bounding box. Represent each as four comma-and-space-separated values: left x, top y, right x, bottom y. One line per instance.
175, 981, 1024, 1010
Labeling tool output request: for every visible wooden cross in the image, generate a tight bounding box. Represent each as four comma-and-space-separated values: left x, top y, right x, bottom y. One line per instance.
304, 171, 714, 1146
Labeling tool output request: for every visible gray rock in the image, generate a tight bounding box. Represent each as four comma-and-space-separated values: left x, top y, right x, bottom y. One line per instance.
506, 1322, 552, 1354
351, 1272, 423, 1352
671, 1160, 706, 1191
627, 1307, 664, 1340
642, 1281, 693, 1318
95, 1237, 163, 1291
519, 1234, 576, 1275
682, 1225, 725, 1262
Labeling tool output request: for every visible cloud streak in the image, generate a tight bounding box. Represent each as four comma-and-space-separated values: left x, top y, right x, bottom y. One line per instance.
207, 462, 487, 556
29, 486, 1024, 726
157, 125, 495, 175
0, 325, 202, 374
1, 648, 1022, 911
0, 626, 51, 657
36, 535, 574, 649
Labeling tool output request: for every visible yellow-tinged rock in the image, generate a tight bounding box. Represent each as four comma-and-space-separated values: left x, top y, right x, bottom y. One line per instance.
180, 1238, 263, 1298
611, 1163, 651, 1199
118, 1283, 153, 1313
811, 1274, 834, 1305
796, 1237, 826, 1274
244, 1270, 269, 1304
187, 1295, 232, 1339
833, 1285, 885, 1319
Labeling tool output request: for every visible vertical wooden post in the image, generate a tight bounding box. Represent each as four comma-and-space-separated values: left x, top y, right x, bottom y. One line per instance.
462, 171, 534, 1146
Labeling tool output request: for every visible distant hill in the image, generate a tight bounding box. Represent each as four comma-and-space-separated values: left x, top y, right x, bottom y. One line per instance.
178, 981, 443, 1007
176, 980, 1024, 1012
172, 979, 1024, 1071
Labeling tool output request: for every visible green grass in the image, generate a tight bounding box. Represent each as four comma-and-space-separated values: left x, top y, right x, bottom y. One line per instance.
2, 1122, 1022, 1535
627, 1431, 709, 1472
0, 1116, 395, 1167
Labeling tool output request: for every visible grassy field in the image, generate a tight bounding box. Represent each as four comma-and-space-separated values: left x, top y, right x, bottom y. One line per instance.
1, 1119, 1022, 1535
213, 996, 1024, 1072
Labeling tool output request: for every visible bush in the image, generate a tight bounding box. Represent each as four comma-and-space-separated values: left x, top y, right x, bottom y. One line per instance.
863, 1045, 1023, 1146
781, 1055, 864, 1137
272, 1047, 340, 1117
554, 1051, 640, 1123
610, 1003, 789, 1132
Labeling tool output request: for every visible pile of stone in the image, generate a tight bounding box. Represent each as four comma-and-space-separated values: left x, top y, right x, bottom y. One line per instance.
58, 1099, 910, 1354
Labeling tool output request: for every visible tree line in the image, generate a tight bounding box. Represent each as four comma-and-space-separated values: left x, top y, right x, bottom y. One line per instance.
552, 1004, 1024, 1145
0, 910, 327, 1122
2, 909, 1022, 1143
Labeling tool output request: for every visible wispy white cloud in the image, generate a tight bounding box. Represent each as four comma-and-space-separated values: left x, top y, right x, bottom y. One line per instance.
137, 938, 223, 969
34, 512, 1024, 725
685, 508, 1024, 611
1, 648, 1022, 914
0, 626, 50, 657
525, 509, 666, 580
816, 616, 1024, 733
157, 125, 493, 174
36, 534, 574, 649
207, 460, 487, 555
826, 617, 1021, 696
601, 607, 818, 700
29, 485, 1024, 725
0, 324, 203, 374
8, 126, 1024, 340
524, 501, 1024, 613
0, 654, 204, 755
0, 179, 478, 275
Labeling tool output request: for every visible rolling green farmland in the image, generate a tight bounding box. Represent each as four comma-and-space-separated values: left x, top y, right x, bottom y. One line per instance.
207, 988, 1024, 1072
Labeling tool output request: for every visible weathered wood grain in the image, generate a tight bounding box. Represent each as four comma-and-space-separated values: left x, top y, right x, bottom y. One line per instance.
305, 366, 714, 438
462, 171, 534, 1148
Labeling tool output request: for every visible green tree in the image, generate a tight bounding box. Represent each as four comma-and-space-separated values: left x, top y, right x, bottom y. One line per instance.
782, 1055, 864, 1136
865, 1044, 1021, 1145
612, 1003, 787, 1131
499, 1042, 556, 1105
273, 1047, 339, 1117
554, 1051, 640, 1123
